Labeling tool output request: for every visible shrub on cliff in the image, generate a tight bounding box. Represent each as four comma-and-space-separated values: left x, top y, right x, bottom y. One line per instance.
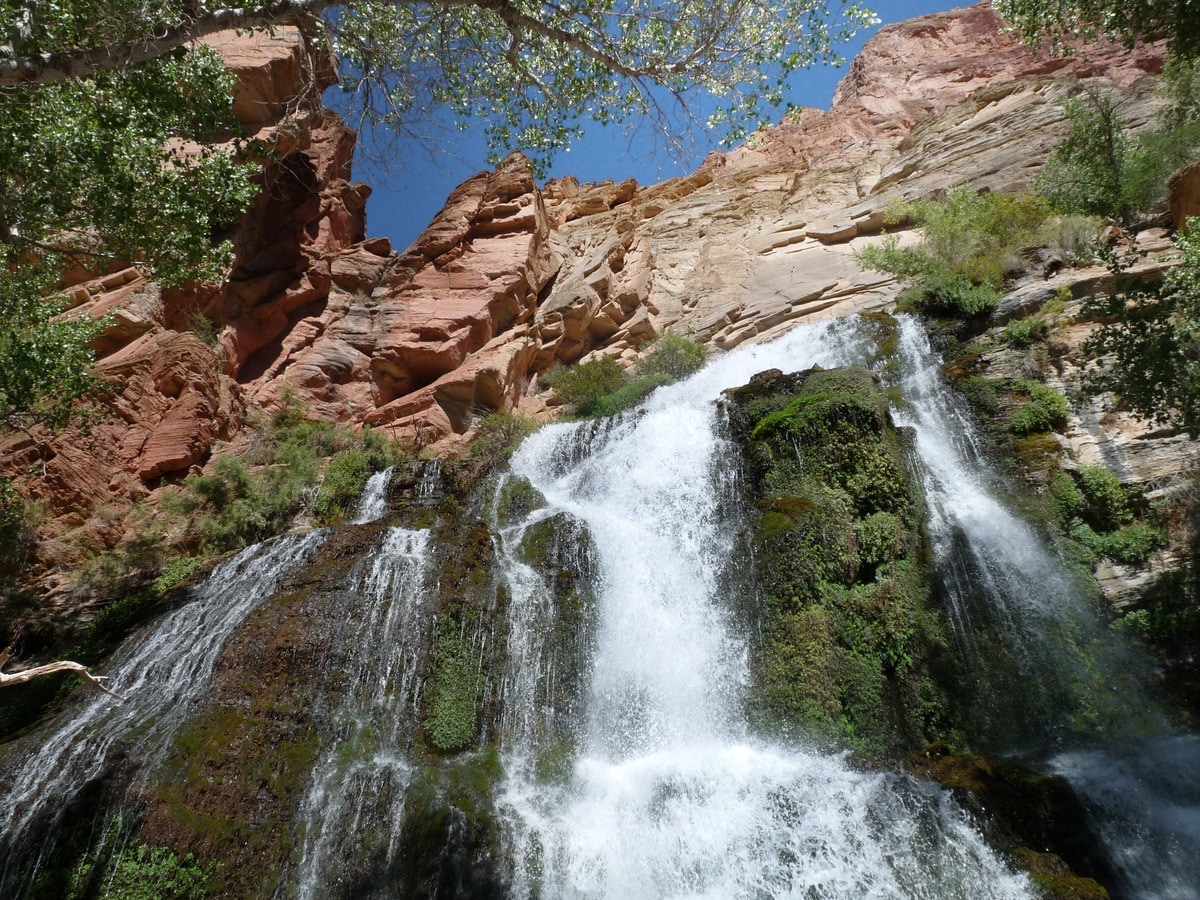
1035, 61, 1200, 223
544, 334, 708, 418
1009, 382, 1071, 435
856, 189, 1052, 319
1081, 219, 1200, 436
633, 333, 708, 382
182, 402, 401, 549
542, 357, 627, 411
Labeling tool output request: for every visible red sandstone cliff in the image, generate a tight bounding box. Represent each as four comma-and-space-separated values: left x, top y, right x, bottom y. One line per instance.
0, 2, 1181, 602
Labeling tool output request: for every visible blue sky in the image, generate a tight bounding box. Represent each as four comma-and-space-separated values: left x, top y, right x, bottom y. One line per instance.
351, 1, 965, 250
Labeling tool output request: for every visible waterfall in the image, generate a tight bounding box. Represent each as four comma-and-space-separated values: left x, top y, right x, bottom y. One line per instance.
352, 466, 396, 524
1051, 735, 1200, 899
887, 317, 1156, 745
494, 318, 1034, 898
0, 529, 325, 896
879, 317, 1200, 895
291, 526, 433, 898
4, 313, 1196, 898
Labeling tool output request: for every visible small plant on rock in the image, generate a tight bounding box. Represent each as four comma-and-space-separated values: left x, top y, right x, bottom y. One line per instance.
856, 188, 1052, 319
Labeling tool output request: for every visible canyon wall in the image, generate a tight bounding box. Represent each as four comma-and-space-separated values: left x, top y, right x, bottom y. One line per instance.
1, 2, 1192, 612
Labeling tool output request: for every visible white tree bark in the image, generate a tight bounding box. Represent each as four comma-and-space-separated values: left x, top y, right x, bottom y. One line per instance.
0, 647, 125, 700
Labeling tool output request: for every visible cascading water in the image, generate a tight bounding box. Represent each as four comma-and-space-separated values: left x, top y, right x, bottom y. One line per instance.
352, 466, 396, 524
3, 313, 1195, 898
0, 529, 325, 896
887, 317, 1156, 745
291, 526, 433, 898
493, 318, 1034, 898
1050, 735, 1200, 899
882, 317, 1200, 896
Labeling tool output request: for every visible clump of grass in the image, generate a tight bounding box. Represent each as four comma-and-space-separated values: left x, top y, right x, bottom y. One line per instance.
857, 189, 1053, 320
542, 334, 708, 418
1009, 382, 1071, 435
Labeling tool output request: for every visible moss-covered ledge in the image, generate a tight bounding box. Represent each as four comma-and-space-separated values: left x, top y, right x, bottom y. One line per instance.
724, 365, 966, 757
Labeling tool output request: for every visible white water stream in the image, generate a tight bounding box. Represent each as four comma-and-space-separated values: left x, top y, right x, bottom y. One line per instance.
291, 526, 432, 898
351, 466, 396, 524
0, 529, 325, 895
4, 313, 1196, 897
495, 317, 1035, 898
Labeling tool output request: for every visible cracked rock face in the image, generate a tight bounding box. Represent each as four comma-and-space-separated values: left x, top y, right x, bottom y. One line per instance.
3, 3, 1186, 577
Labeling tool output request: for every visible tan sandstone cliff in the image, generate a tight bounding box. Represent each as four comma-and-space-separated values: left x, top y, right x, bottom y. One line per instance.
2, 1, 1192, 613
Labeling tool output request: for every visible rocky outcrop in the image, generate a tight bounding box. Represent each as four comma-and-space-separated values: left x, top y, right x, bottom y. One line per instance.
1171, 160, 1200, 230
530, 5, 1166, 365
2, 3, 1187, 604
244, 155, 558, 448
723, 2, 1161, 175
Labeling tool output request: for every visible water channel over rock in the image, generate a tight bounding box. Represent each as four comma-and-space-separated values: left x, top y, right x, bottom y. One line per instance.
1, 316, 1196, 898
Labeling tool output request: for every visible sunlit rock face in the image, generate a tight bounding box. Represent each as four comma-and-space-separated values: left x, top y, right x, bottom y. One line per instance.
536, 4, 1165, 364
3, 3, 1183, 596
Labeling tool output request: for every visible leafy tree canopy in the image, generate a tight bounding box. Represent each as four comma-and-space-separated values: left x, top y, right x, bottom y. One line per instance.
1083, 220, 1200, 436
0, 40, 260, 431
1, 0, 877, 170
996, 0, 1200, 59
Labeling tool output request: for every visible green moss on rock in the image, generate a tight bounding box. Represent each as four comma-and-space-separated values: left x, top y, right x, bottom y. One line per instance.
425, 613, 484, 753
725, 366, 964, 756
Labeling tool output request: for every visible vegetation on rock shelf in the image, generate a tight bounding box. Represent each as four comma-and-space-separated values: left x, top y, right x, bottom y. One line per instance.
466, 413, 541, 465
176, 395, 404, 550
543, 333, 708, 418
726, 364, 965, 756
66, 842, 218, 900
424, 612, 485, 753
856, 189, 1072, 320
1034, 62, 1200, 223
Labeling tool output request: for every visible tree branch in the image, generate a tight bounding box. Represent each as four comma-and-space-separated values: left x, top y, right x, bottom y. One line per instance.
0, 0, 347, 86
0, 0, 664, 88
0, 646, 126, 700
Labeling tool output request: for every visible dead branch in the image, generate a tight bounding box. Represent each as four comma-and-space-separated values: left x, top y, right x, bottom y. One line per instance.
0, 646, 126, 700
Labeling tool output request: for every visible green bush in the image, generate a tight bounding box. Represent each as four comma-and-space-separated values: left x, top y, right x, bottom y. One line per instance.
152, 555, 208, 594
1041, 214, 1104, 264
856, 188, 1050, 320
579, 375, 665, 417
1009, 383, 1071, 434
1076, 464, 1132, 530
1070, 521, 1167, 566
74, 843, 217, 900
1002, 316, 1050, 348
542, 356, 627, 410
909, 269, 1001, 318
633, 333, 707, 382
543, 333, 708, 418
908, 189, 1051, 285
466, 413, 540, 463
313, 451, 372, 523
186, 405, 402, 550
1048, 472, 1084, 526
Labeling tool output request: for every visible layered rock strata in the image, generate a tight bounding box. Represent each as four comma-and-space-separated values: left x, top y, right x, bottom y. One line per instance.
1, 3, 1189, 604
